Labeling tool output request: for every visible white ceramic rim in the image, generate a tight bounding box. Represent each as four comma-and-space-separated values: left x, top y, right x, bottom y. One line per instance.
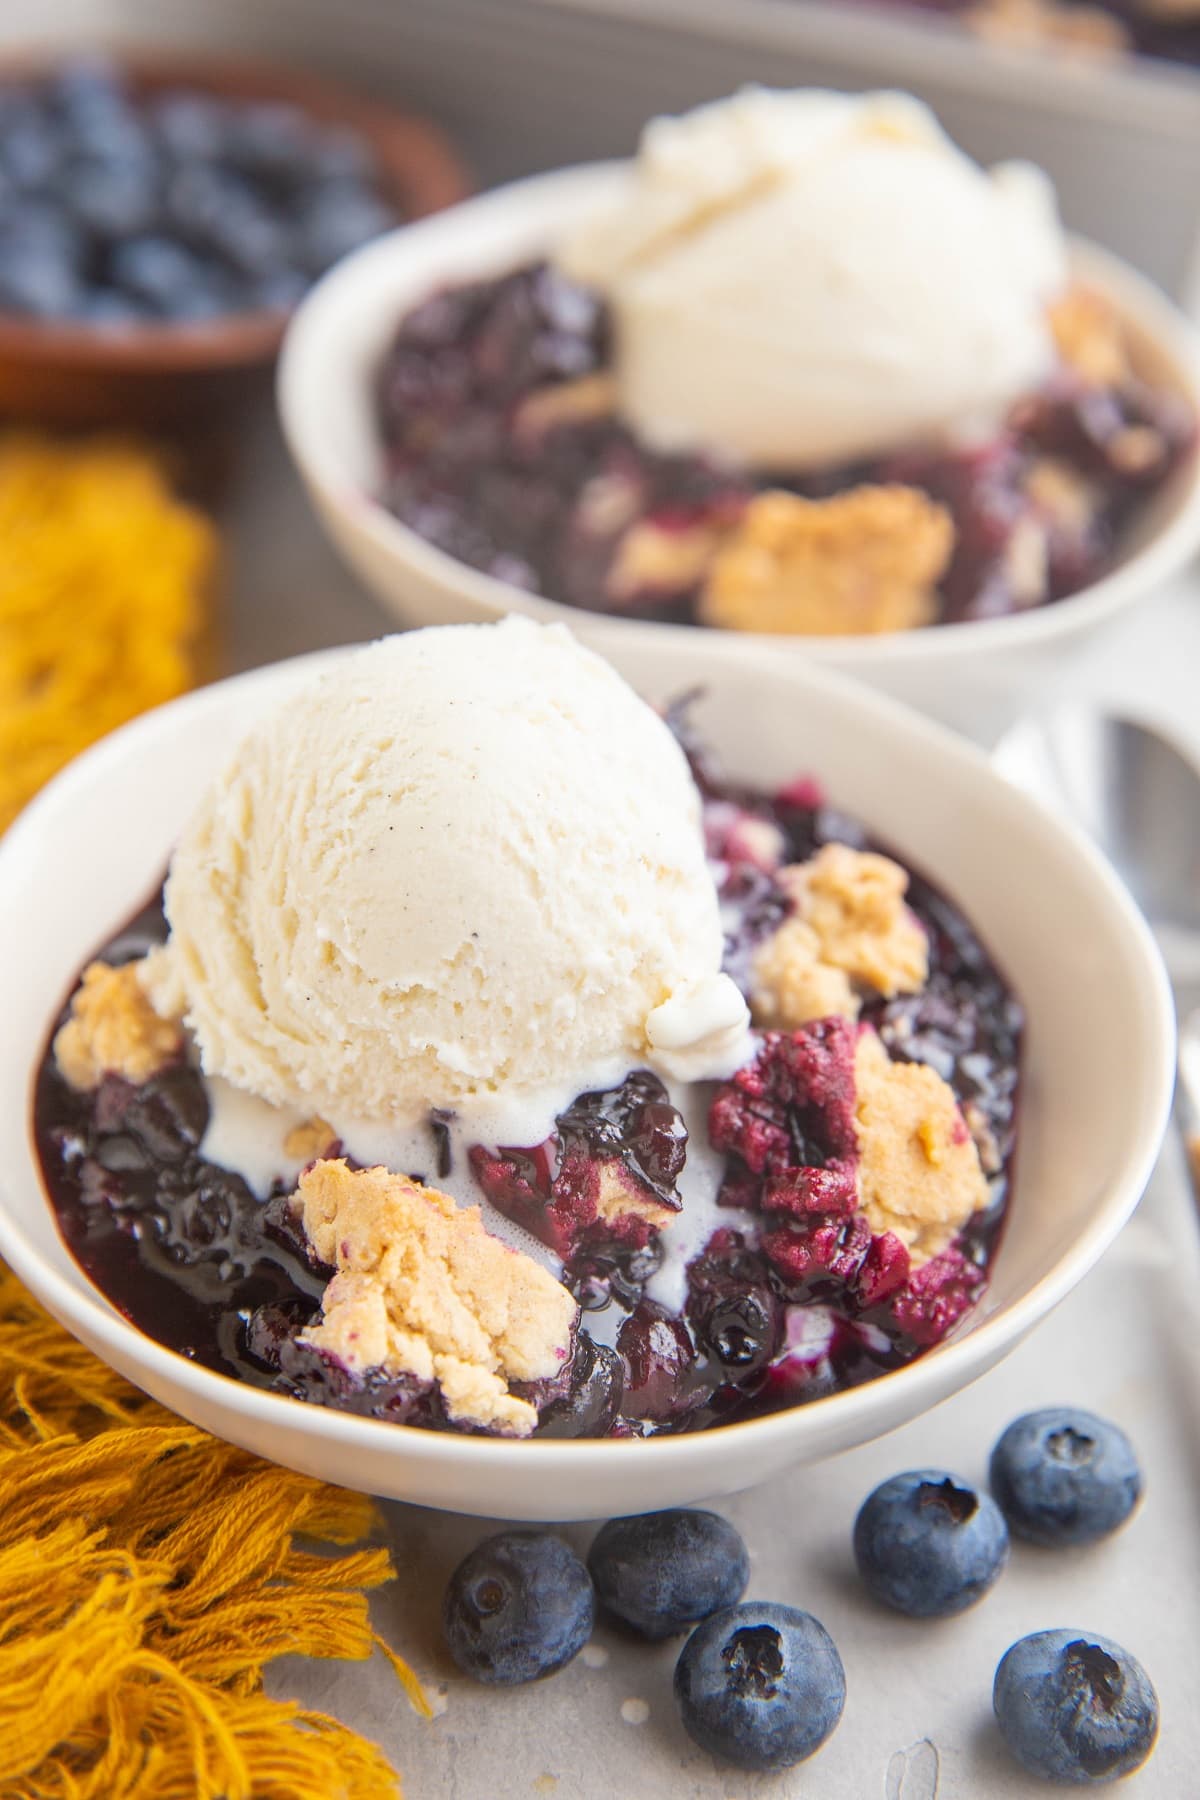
278, 161, 1200, 665
0, 644, 1175, 1485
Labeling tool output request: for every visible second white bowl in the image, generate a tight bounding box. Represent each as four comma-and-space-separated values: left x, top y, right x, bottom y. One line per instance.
278, 164, 1200, 734
0, 630, 1173, 1518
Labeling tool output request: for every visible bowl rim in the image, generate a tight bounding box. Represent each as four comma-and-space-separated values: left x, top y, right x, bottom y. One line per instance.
0, 642, 1175, 1478
0, 49, 471, 373
278, 159, 1200, 664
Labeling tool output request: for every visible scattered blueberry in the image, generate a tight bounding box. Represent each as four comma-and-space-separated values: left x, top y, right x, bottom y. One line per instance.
853, 1469, 1009, 1617
994, 1630, 1159, 1784
990, 1408, 1142, 1548
674, 1601, 845, 1772
442, 1530, 594, 1685
587, 1510, 749, 1640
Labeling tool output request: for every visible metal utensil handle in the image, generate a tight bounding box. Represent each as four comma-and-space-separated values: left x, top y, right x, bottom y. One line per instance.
1175, 993, 1200, 1214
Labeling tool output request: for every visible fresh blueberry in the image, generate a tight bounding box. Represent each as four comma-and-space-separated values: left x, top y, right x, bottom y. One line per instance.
253, 266, 308, 312
162, 161, 244, 246
295, 180, 395, 273
308, 124, 376, 184
0, 250, 80, 319
78, 287, 142, 327
208, 196, 291, 281
69, 156, 159, 240
62, 97, 153, 172
110, 235, 205, 313
674, 1601, 845, 1772
151, 91, 229, 162
990, 1409, 1142, 1548
167, 276, 237, 323
168, 172, 285, 290
442, 1530, 594, 1684
994, 1630, 1159, 1783
588, 1510, 749, 1640
0, 198, 83, 267
120, 1067, 209, 1164
227, 101, 313, 179
51, 55, 128, 122
1, 104, 60, 191
853, 1469, 1009, 1617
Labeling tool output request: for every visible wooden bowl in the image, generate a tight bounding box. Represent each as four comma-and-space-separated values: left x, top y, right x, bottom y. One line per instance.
0, 53, 471, 428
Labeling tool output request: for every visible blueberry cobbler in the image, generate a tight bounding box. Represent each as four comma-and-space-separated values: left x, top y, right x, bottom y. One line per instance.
375, 89, 1192, 634
33, 621, 1019, 1440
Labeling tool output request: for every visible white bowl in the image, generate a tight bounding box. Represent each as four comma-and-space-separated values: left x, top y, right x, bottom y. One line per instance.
0, 633, 1173, 1520
278, 164, 1200, 734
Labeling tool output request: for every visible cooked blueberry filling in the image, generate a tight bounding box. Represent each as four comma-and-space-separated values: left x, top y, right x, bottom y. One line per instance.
374, 261, 1191, 629
870, 0, 1200, 67
34, 768, 1021, 1437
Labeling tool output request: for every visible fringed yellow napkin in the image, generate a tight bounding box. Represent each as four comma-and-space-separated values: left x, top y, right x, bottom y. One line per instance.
0, 433, 217, 834
0, 1262, 426, 1799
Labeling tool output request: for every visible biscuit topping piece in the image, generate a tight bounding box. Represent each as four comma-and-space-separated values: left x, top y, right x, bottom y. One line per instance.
292, 1159, 578, 1437
793, 845, 930, 996
53, 959, 183, 1092
964, 0, 1129, 55
699, 486, 954, 636
752, 844, 929, 1028
283, 1117, 338, 1163
751, 920, 859, 1030
1048, 286, 1132, 389
854, 1030, 987, 1264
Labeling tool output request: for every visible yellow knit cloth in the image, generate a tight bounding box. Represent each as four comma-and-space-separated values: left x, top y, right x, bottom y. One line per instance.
0, 1262, 425, 1799
0, 434, 216, 834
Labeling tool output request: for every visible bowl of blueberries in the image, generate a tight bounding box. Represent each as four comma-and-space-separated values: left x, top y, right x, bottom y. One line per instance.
0, 51, 469, 424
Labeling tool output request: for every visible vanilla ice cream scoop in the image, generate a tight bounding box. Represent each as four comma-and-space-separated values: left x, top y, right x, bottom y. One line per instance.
559, 87, 1068, 470
150, 620, 748, 1130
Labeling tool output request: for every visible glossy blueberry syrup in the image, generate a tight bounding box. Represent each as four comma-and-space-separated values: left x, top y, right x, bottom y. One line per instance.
33, 767, 1021, 1439
375, 262, 1192, 628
